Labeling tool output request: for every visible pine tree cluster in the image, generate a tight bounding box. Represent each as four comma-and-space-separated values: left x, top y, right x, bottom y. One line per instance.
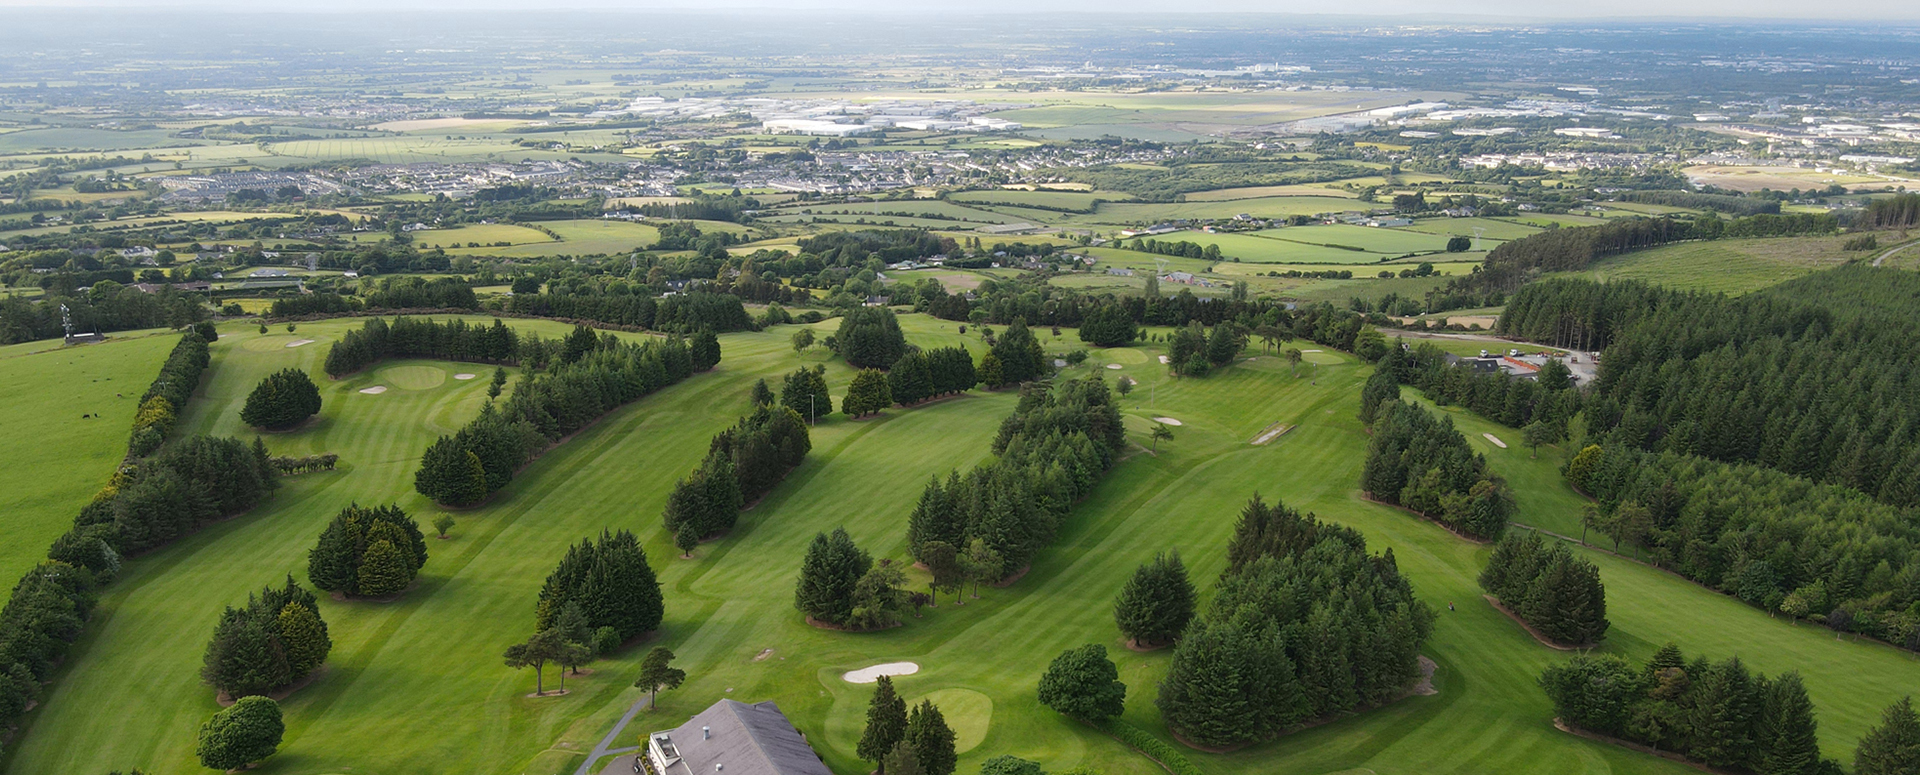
885, 346, 977, 406
1157, 496, 1434, 748
1542, 645, 1835, 774
0, 559, 102, 732
75, 435, 277, 554
1361, 400, 1512, 540
239, 368, 323, 430
842, 369, 893, 417
1076, 303, 1138, 348
779, 365, 833, 422
834, 306, 909, 368
416, 333, 704, 505
534, 530, 663, 641
664, 404, 812, 547
986, 319, 1047, 386
307, 504, 430, 598
905, 377, 1127, 580
324, 316, 521, 378
200, 577, 332, 699
1478, 532, 1609, 646
1112, 552, 1195, 649
1371, 342, 1580, 430
794, 528, 905, 630
1571, 444, 1920, 652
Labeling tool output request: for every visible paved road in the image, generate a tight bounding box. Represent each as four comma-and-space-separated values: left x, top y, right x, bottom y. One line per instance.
1873, 240, 1920, 267
573, 696, 652, 775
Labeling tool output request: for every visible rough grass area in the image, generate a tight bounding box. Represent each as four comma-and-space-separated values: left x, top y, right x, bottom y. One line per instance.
1566, 236, 1861, 295
8, 314, 1915, 775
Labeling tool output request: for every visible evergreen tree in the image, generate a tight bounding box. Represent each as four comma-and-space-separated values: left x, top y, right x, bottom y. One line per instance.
306, 518, 358, 595
978, 352, 1005, 389
1037, 643, 1127, 721
906, 476, 959, 562
1113, 551, 1195, 648
196, 696, 283, 771
356, 540, 409, 596
859, 675, 909, 770
751, 378, 775, 407
689, 329, 721, 371
275, 603, 330, 679
889, 351, 935, 406
991, 319, 1046, 384
239, 368, 323, 430
1205, 323, 1245, 367
489, 367, 508, 398
920, 541, 963, 604
843, 369, 893, 417
1761, 672, 1825, 775
835, 307, 908, 368
781, 365, 832, 422
905, 700, 957, 775
882, 742, 925, 775
1857, 696, 1920, 775
794, 528, 873, 626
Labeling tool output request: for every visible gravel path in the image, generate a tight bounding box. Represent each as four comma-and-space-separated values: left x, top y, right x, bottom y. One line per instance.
574, 696, 653, 775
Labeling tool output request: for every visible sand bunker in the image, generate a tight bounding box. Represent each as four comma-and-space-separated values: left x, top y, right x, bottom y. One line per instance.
1105, 364, 1123, 370
1153, 417, 1183, 426
843, 662, 919, 684
285, 339, 314, 348
453, 373, 478, 380
1158, 355, 1170, 364
359, 386, 388, 395
1483, 433, 1507, 448
1251, 423, 1294, 445
1302, 349, 1323, 353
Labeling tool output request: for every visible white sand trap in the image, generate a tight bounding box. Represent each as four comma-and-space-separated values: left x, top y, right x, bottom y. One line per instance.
1483, 433, 1507, 448
285, 339, 314, 348
1251, 423, 1295, 445
359, 386, 389, 395
1105, 364, 1123, 370
843, 662, 919, 684
1158, 355, 1170, 364
1153, 417, 1183, 426
453, 373, 478, 380
1302, 349, 1323, 353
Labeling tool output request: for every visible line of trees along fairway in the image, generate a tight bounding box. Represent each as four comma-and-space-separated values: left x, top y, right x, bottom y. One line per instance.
1505, 268, 1920, 511
1855, 193, 1920, 230
904, 377, 1127, 582
201, 578, 332, 699
503, 290, 754, 333
1478, 532, 1609, 646
1360, 399, 1512, 541
1157, 496, 1434, 748
1568, 443, 1920, 652
1371, 341, 1580, 432
885, 346, 977, 407
129, 331, 210, 456
415, 329, 707, 506
0, 282, 207, 345
1541, 645, 1836, 774
324, 316, 523, 377
307, 504, 429, 598
0, 332, 291, 745
240, 368, 323, 430
663, 400, 812, 552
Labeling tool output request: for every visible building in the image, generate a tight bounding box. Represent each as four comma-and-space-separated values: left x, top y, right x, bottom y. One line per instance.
761, 119, 875, 137
641, 700, 831, 775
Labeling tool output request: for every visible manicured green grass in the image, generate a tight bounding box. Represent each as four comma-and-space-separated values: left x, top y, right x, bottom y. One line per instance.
387, 223, 556, 249
9, 315, 1916, 775
1400, 216, 1542, 242
1562, 237, 1861, 295
0, 329, 177, 583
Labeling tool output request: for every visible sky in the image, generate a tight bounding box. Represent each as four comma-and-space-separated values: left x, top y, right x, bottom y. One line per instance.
0, 0, 1916, 21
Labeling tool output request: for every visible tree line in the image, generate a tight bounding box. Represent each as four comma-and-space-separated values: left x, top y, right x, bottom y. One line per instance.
505, 529, 664, 695
885, 346, 978, 407
905, 377, 1128, 583
1855, 193, 1920, 231
1373, 342, 1581, 433
1360, 399, 1513, 540
663, 399, 812, 554
130, 331, 211, 456
1451, 212, 1837, 296
1541, 645, 1834, 774
1478, 531, 1609, 646
1567, 443, 1920, 653
1157, 496, 1434, 748
324, 316, 522, 377
0, 282, 207, 345
415, 329, 708, 506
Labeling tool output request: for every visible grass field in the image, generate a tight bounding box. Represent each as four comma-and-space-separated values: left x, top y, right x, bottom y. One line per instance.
8, 313, 1917, 775
769, 200, 1021, 224
1565, 236, 1861, 294
363, 223, 555, 249
451, 220, 665, 257
0, 329, 176, 584
947, 190, 1129, 210
1143, 225, 1453, 265
1181, 185, 1360, 201
1078, 197, 1371, 225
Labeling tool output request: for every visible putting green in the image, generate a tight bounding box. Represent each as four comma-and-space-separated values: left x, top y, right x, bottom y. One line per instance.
1100, 348, 1149, 364
915, 687, 992, 753
376, 364, 447, 390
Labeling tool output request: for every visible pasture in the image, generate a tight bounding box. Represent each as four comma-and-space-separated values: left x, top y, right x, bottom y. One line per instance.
1077, 197, 1372, 225
7, 312, 1916, 775
946, 189, 1130, 210
450, 220, 668, 257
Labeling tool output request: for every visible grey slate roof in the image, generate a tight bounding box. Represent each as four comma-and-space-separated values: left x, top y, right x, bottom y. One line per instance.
653, 700, 832, 775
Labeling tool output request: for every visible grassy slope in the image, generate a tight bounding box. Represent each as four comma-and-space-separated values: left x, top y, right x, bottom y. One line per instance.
1567, 237, 1861, 295
8, 316, 1916, 775
0, 330, 176, 583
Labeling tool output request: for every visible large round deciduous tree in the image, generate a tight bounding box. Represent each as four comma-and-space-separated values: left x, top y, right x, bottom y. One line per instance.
1036, 643, 1127, 721
196, 695, 284, 771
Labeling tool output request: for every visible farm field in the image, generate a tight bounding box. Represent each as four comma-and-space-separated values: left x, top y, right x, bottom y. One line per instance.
767, 200, 1020, 223
946, 189, 1131, 210
1399, 216, 1543, 242
1077, 196, 1373, 224
0, 330, 177, 583
357, 223, 555, 249
1143, 225, 1456, 264
1181, 185, 1361, 201
9, 313, 1917, 775
1563, 236, 1861, 294
450, 220, 667, 257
